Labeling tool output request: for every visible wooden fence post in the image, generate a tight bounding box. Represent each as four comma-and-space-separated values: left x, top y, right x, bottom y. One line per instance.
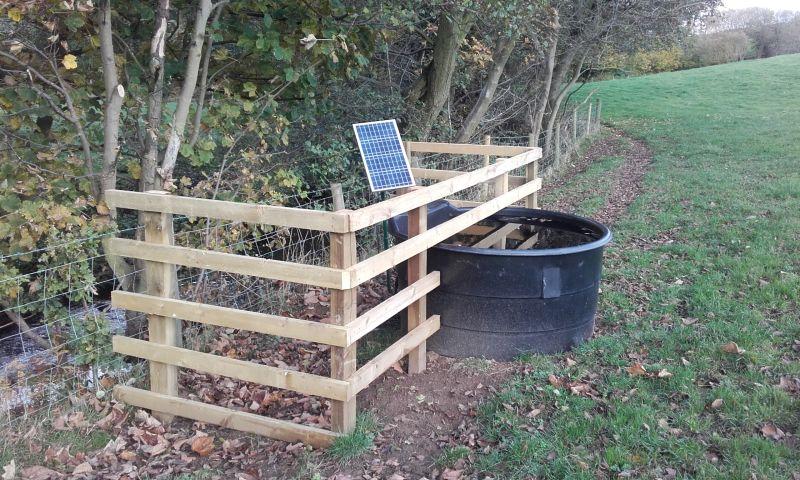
595, 99, 602, 132
586, 102, 593, 136
406, 199, 427, 373
329, 184, 358, 433
554, 124, 561, 171
142, 191, 179, 424
481, 135, 491, 199
492, 158, 509, 249
572, 108, 578, 144
525, 133, 538, 209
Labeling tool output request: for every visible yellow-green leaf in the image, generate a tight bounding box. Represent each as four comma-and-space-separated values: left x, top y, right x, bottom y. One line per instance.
62, 54, 78, 70
7, 7, 22, 22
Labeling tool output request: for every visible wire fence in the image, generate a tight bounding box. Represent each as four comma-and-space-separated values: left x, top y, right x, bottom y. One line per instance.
0, 101, 601, 434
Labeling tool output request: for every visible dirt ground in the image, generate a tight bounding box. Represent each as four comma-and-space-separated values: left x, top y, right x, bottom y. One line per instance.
543, 129, 651, 226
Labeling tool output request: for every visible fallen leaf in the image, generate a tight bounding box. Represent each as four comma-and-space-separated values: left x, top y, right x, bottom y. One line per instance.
657, 369, 673, 378
20, 466, 64, 480
548, 374, 563, 387
441, 468, 463, 480
7, 7, 22, 22
72, 462, 92, 475
721, 342, 745, 354
2, 460, 15, 480
191, 436, 214, 456
566, 357, 577, 367
118, 450, 137, 461
62, 54, 77, 70
626, 363, 647, 376
760, 423, 785, 441
710, 398, 723, 409
391, 362, 403, 373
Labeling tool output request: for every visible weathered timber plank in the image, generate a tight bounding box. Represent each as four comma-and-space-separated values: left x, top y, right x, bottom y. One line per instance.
348, 315, 440, 394
112, 291, 349, 347
113, 386, 339, 448
112, 336, 350, 400
347, 178, 542, 286
406, 142, 536, 156
105, 190, 349, 232
107, 238, 348, 289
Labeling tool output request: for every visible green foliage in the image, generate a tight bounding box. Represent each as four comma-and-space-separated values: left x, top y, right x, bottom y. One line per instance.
327, 413, 380, 463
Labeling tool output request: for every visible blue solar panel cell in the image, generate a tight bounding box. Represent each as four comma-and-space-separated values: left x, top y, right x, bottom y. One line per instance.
353, 119, 415, 192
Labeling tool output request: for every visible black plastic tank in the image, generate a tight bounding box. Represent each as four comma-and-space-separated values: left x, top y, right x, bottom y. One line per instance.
389, 201, 612, 360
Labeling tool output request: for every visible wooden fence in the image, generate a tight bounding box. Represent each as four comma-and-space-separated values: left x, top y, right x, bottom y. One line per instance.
105, 141, 541, 447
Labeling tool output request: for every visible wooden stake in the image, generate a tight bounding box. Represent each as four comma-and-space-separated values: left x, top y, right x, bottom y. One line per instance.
572, 108, 578, 144
595, 100, 602, 132
525, 133, 539, 209
329, 184, 357, 433
492, 157, 509, 249
406, 200, 428, 373
141, 191, 179, 424
586, 103, 593, 136
481, 135, 491, 199
554, 125, 562, 171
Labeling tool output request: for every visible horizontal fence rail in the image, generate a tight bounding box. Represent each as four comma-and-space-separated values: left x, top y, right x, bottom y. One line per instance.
107, 141, 542, 447
406, 142, 534, 156
106, 190, 350, 232
349, 148, 541, 231
108, 238, 349, 289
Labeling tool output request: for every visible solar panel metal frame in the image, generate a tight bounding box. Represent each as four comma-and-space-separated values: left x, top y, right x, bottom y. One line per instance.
352, 119, 416, 193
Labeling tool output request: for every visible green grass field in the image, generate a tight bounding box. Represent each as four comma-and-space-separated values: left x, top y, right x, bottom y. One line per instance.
474, 55, 800, 479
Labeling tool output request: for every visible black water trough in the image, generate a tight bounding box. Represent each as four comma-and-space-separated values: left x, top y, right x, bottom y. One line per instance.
389, 201, 612, 360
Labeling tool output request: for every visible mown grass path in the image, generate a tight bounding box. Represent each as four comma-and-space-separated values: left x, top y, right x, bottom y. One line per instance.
475, 55, 800, 479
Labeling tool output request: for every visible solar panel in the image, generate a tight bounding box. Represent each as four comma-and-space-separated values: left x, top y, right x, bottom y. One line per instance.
353, 119, 415, 192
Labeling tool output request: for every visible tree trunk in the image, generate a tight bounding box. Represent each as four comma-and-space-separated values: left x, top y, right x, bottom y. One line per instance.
543, 49, 582, 157
98, 0, 124, 202
141, 0, 170, 192
412, 9, 473, 140
455, 33, 518, 142
530, 16, 559, 143
159, 0, 214, 187
190, 3, 226, 148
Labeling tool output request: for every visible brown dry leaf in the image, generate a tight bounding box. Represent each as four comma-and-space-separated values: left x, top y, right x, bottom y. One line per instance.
760, 423, 785, 441
548, 374, 563, 387
441, 469, 463, 480
391, 362, 403, 373
626, 363, 648, 376
118, 450, 137, 461
711, 398, 723, 409
2, 460, 15, 480
72, 462, 92, 475
657, 369, 673, 378
191, 436, 215, 456
721, 342, 745, 354
52, 415, 69, 431
566, 357, 577, 367
20, 466, 64, 480
67, 411, 88, 428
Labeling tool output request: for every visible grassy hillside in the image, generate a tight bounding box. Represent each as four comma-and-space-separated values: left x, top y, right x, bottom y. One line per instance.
475, 55, 800, 478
